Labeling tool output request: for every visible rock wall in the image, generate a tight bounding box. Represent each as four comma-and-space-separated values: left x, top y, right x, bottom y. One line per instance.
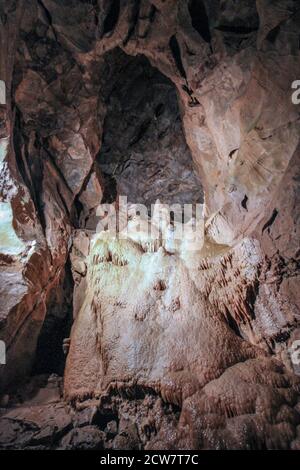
0, 0, 70, 392
0, 0, 300, 450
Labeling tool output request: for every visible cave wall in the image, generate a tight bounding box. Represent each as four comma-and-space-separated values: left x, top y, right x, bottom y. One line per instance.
97, 48, 203, 211
0, 0, 67, 392
0, 0, 300, 450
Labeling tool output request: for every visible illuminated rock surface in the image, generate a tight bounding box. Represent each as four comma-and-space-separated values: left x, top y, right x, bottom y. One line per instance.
0, 0, 300, 450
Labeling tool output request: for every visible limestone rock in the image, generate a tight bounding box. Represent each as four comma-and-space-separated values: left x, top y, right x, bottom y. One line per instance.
0, 0, 299, 451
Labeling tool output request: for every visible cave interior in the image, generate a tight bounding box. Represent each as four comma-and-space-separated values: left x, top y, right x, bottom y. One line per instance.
0, 0, 300, 451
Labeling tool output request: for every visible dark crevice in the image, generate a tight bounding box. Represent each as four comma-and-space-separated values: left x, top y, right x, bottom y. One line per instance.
36, 0, 58, 41
37, 0, 52, 28
33, 259, 74, 376
13, 109, 46, 232
241, 194, 248, 211
272, 330, 291, 344
188, 0, 211, 43
103, 0, 120, 36
266, 25, 281, 44
169, 35, 186, 79
155, 103, 165, 117
73, 162, 103, 228
123, 0, 141, 46
13, 109, 36, 205
181, 83, 200, 107
149, 4, 157, 23
79, 0, 98, 5
224, 307, 243, 338
245, 280, 259, 320
215, 25, 258, 35
140, 4, 157, 22
101, 173, 118, 204
41, 142, 72, 197
96, 412, 119, 431
129, 119, 151, 146
74, 198, 84, 227
262, 209, 279, 234
229, 148, 238, 159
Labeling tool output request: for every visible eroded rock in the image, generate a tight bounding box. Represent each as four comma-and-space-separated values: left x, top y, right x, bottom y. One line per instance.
0, 0, 299, 451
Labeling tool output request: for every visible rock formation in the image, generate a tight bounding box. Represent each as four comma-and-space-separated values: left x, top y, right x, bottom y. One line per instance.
0, 0, 300, 450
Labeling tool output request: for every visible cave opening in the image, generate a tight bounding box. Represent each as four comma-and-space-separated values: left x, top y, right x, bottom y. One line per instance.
96, 48, 203, 215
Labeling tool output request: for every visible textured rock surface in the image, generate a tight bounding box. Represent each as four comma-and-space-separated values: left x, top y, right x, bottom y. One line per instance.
0, 374, 181, 450
97, 48, 203, 209
0, 0, 300, 450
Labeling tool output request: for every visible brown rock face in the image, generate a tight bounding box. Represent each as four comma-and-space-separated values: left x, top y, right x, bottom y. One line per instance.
0, 0, 300, 450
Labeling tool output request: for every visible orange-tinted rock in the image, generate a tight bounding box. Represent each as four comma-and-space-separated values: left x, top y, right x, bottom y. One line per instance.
0, 0, 299, 450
